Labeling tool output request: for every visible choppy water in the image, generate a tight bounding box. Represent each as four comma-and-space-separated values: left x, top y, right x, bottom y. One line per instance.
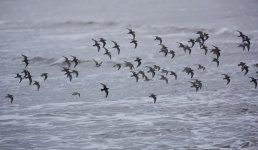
1, 0, 258, 149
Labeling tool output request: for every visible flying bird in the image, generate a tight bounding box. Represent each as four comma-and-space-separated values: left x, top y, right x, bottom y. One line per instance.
33, 81, 40, 91
249, 77, 257, 89
71, 56, 79, 68
183, 67, 194, 78
99, 38, 107, 48
130, 71, 139, 82
92, 59, 103, 67
212, 58, 219, 67
71, 70, 79, 78
104, 48, 112, 60
168, 50, 175, 59
134, 57, 142, 68
72, 92, 80, 97
124, 61, 134, 70
100, 83, 109, 98
153, 65, 161, 71
154, 36, 162, 45
14, 73, 22, 83
169, 71, 177, 80
149, 94, 157, 104
222, 74, 230, 85
111, 40, 120, 54
130, 39, 138, 49
63, 56, 71, 68
200, 45, 208, 55
113, 63, 122, 70
126, 28, 136, 39
5, 94, 14, 104
145, 66, 156, 78
40, 73, 48, 81
188, 38, 195, 48
195, 64, 205, 71
159, 75, 168, 84
92, 39, 101, 52
22, 54, 29, 68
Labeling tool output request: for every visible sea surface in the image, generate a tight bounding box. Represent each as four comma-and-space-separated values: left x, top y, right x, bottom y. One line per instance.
0, 0, 258, 149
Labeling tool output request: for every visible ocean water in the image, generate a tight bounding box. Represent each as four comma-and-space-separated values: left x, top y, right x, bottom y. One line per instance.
0, 0, 258, 149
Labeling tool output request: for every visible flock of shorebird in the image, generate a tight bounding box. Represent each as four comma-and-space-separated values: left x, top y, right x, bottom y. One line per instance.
4, 29, 258, 104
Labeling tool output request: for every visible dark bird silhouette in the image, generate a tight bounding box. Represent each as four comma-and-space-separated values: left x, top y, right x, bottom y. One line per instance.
159, 47, 168, 56
149, 94, 157, 104
145, 66, 155, 78
22, 54, 29, 68
72, 70, 79, 78
212, 58, 219, 67
189, 81, 200, 92
183, 45, 191, 55
130, 39, 138, 49
104, 48, 112, 60
161, 69, 169, 75
14, 73, 22, 83
153, 65, 161, 71
71, 56, 79, 68
154, 36, 162, 45
66, 72, 72, 81
195, 64, 205, 71
40, 73, 48, 81
210, 45, 221, 58
203, 33, 209, 41
134, 57, 142, 68
144, 75, 152, 81
237, 30, 245, 39
92, 59, 103, 67
170, 71, 177, 80
72, 92, 80, 97
99, 38, 107, 48
238, 43, 250, 51
183, 67, 194, 78
192, 79, 202, 89
249, 77, 257, 89
124, 61, 134, 70
113, 63, 122, 70
195, 37, 204, 48
62, 68, 72, 81
92, 39, 101, 52
168, 50, 175, 59
126, 28, 136, 39
5, 94, 14, 104
188, 39, 195, 48
130, 71, 139, 82
24, 72, 33, 85
21, 69, 29, 78
111, 41, 121, 54
254, 63, 258, 68
243, 36, 251, 46
63, 56, 71, 68
137, 70, 146, 79
177, 42, 185, 49
200, 44, 208, 55
33, 81, 40, 91
222, 74, 230, 85
238, 62, 246, 67
241, 65, 249, 76
159, 75, 168, 84
100, 83, 109, 98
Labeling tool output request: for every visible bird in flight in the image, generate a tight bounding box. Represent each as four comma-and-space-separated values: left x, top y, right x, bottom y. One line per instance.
72, 92, 81, 97
149, 94, 157, 104
100, 83, 109, 98
5, 94, 14, 104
